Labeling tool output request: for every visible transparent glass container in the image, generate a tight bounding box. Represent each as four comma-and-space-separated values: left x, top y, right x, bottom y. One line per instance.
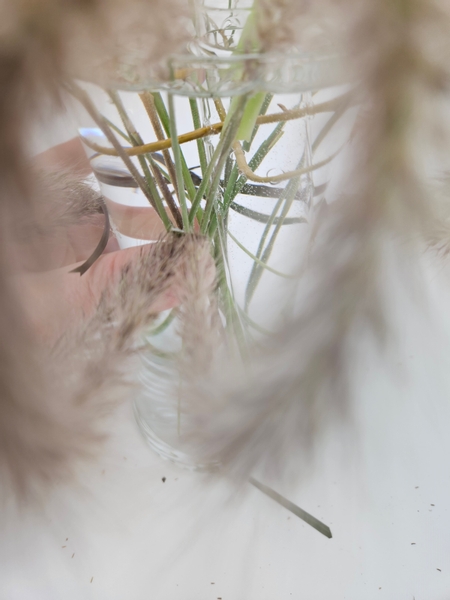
74, 41, 353, 469
194, 0, 255, 54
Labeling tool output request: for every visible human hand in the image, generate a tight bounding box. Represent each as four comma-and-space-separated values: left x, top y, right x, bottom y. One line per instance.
17, 138, 180, 341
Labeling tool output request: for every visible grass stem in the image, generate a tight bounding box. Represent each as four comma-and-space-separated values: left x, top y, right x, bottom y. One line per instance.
168, 92, 190, 231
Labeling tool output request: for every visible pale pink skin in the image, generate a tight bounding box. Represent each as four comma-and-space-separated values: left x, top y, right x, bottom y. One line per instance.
19, 138, 180, 341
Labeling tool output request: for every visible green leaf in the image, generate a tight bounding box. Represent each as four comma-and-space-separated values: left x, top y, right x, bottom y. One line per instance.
249, 477, 333, 539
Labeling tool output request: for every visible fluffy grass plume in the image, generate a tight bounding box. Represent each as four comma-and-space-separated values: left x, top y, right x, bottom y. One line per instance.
180, 0, 450, 483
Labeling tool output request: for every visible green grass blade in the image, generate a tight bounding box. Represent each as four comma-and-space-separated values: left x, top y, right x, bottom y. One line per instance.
153, 92, 196, 203
201, 96, 248, 233
222, 163, 240, 211
213, 228, 250, 356
151, 92, 171, 136
249, 477, 332, 539
229, 201, 307, 225
108, 90, 172, 230
189, 139, 224, 226
231, 122, 285, 203
138, 155, 173, 230
242, 92, 273, 152
103, 117, 131, 143
168, 92, 190, 231
227, 230, 294, 278
237, 305, 273, 336
193, 95, 248, 231
147, 310, 176, 337
245, 173, 302, 310
189, 97, 208, 178
227, 92, 266, 142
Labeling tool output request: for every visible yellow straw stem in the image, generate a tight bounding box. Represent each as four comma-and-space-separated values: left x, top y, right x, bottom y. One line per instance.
80, 94, 353, 158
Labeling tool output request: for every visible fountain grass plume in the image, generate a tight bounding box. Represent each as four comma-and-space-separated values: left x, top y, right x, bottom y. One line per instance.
178, 0, 450, 484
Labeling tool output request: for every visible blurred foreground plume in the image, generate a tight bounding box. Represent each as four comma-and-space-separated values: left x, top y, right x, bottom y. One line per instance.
0, 0, 193, 500
179, 0, 450, 483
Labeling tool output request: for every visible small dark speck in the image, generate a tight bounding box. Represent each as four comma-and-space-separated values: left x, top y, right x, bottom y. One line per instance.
379, 587, 382, 590
431, 504, 435, 506
62, 546, 66, 549
437, 568, 441, 572
71, 553, 75, 559
211, 582, 215, 584
162, 477, 166, 483
66, 538, 68, 541
287, 517, 291, 520
411, 543, 416, 545
123, 457, 127, 461
90, 577, 94, 583
415, 486, 419, 489
174, 478, 178, 481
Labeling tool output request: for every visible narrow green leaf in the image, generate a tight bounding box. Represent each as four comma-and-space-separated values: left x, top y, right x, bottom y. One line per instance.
226, 92, 267, 142
249, 477, 333, 539
189, 97, 208, 178
168, 92, 190, 231
152, 92, 196, 203
242, 93, 273, 152
229, 201, 307, 225
108, 90, 172, 230
148, 311, 176, 337
227, 230, 294, 278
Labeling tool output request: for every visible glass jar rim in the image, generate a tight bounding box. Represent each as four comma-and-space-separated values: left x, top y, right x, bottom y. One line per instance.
106, 49, 345, 96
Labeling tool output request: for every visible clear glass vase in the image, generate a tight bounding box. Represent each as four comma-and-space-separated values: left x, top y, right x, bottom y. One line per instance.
73, 38, 353, 469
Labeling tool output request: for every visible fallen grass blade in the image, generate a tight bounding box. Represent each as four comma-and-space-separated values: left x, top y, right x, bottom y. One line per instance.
249, 477, 332, 539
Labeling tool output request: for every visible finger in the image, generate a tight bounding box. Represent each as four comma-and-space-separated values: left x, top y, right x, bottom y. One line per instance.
105, 200, 168, 241
105, 199, 201, 242
78, 245, 179, 315
33, 137, 92, 176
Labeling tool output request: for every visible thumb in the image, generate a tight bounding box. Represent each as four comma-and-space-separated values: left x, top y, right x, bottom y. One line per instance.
18, 244, 180, 341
